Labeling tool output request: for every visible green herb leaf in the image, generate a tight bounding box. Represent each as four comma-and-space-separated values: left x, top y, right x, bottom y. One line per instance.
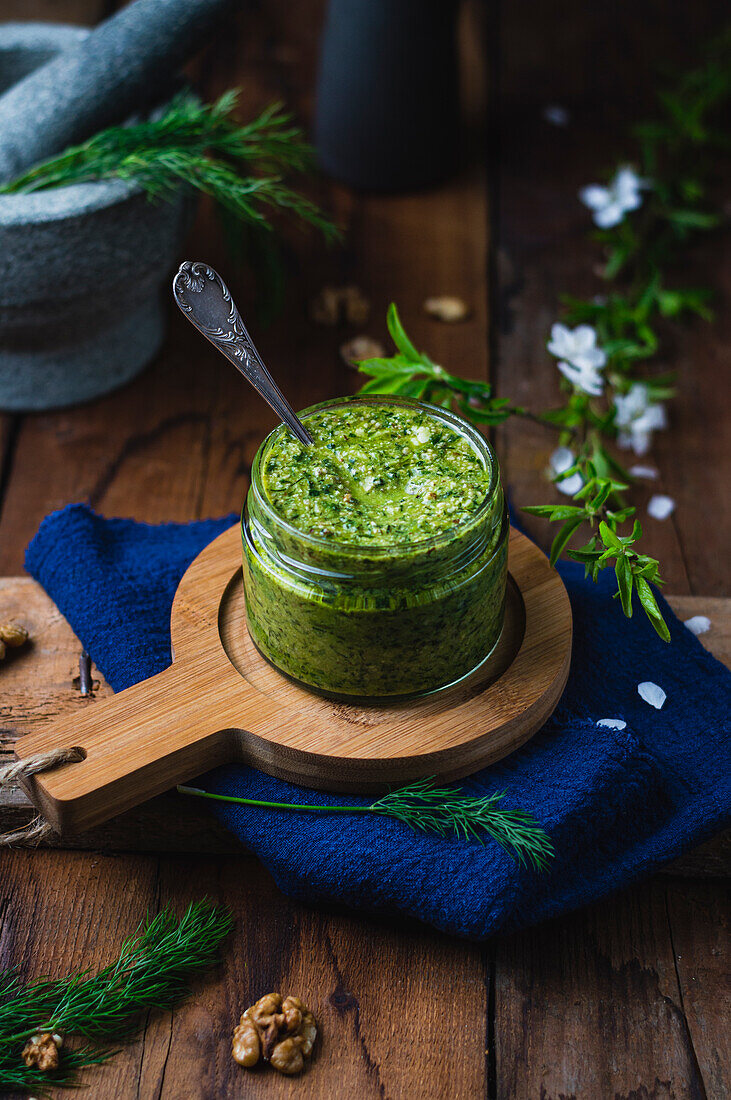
549, 517, 584, 565
635, 576, 671, 641
386, 302, 422, 362
615, 554, 634, 617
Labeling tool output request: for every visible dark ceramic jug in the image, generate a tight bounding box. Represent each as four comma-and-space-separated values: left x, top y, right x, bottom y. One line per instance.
314, 0, 460, 192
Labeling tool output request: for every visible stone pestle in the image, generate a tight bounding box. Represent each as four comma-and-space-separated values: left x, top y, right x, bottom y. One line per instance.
0, 0, 234, 184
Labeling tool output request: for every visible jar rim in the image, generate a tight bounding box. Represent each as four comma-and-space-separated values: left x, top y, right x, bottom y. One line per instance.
249, 394, 502, 559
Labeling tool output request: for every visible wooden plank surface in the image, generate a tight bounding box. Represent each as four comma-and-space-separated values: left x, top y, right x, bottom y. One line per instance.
0, 0, 728, 1098
0, 0, 489, 574
493, 0, 731, 597
0, 848, 492, 1099
493, 880, 725, 1099
489, 4, 731, 1097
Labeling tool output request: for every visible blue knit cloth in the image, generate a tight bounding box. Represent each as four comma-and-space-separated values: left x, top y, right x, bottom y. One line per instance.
26, 504, 730, 940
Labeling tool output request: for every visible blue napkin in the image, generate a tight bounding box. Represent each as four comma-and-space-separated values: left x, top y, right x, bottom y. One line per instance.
26, 503, 730, 940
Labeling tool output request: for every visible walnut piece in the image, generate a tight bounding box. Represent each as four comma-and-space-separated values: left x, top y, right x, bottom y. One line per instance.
0, 621, 29, 657
339, 335, 386, 366
423, 295, 471, 322
310, 285, 371, 326
232, 993, 317, 1076
22, 1032, 61, 1072
270, 1035, 306, 1076
232, 1015, 260, 1067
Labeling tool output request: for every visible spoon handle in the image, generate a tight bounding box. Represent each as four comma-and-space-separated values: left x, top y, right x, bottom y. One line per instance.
173, 260, 314, 446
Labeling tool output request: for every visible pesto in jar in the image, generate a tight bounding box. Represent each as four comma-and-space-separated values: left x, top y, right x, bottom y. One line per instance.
261, 404, 490, 545
242, 396, 508, 700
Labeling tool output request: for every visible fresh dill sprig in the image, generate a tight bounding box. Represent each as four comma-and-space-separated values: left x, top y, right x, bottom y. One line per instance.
368, 778, 554, 871
0, 89, 339, 243
0, 900, 232, 1095
0, 1043, 110, 1095
177, 778, 554, 872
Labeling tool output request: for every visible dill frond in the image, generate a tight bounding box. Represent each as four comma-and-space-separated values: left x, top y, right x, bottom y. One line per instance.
1, 90, 339, 244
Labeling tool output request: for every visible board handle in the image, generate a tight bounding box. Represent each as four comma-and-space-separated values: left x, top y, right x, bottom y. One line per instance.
14, 660, 255, 836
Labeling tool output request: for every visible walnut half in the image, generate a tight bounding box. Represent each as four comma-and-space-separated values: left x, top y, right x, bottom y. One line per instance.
232, 993, 316, 1076
0, 620, 28, 662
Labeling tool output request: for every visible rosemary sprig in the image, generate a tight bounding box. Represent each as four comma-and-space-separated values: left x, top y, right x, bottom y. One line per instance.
0, 900, 232, 1094
177, 778, 554, 872
1, 89, 339, 243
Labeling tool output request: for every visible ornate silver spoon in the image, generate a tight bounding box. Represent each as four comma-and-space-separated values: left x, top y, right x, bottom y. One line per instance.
172, 260, 314, 446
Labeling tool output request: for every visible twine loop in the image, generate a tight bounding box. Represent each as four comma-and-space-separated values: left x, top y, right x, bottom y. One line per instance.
0, 747, 84, 847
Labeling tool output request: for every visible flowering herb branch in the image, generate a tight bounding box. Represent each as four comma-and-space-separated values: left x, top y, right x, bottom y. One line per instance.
354, 39, 730, 642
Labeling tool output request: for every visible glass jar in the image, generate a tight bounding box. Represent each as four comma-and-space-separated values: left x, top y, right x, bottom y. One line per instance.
242, 396, 508, 700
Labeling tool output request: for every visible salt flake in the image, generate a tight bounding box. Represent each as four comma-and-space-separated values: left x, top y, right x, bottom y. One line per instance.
648, 494, 675, 520
684, 615, 711, 636
597, 718, 627, 730
638, 681, 666, 709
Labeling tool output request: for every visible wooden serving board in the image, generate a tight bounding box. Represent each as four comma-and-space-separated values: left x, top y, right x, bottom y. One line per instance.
14, 524, 571, 836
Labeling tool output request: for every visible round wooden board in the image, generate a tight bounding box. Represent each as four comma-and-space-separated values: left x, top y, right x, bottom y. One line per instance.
211, 524, 572, 788
18, 524, 572, 835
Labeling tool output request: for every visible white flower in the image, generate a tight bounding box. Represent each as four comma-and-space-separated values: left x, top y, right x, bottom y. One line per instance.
556, 358, 605, 396
548, 324, 606, 369
613, 383, 667, 455
547, 323, 606, 396
549, 446, 584, 495
543, 104, 569, 127
684, 615, 711, 636
648, 494, 676, 520
638, 681, 666, 709
580, 166, 649, 228
629, 464, 659, 480
597, 718, 627, 730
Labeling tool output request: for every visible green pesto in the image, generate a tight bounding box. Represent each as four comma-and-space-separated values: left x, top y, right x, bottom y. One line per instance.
243, 397, 508, 699
261, 404, 490, 545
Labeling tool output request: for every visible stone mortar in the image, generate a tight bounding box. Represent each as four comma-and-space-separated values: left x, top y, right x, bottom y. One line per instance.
0, 23, 191, 411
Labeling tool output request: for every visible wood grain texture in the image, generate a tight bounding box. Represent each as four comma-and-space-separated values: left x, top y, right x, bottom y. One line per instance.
0, 0, 489, 574
665, 880, 731, 1098
0, 849, 160, 1100
488, 5, 730, 1096
492, 881, 722, 1099
0, 0, 110, 22
13, 525, 572, 832
0, 849, 492, 1100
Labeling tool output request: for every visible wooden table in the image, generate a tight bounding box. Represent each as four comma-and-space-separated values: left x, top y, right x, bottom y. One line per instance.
1, 1, 728, 1096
